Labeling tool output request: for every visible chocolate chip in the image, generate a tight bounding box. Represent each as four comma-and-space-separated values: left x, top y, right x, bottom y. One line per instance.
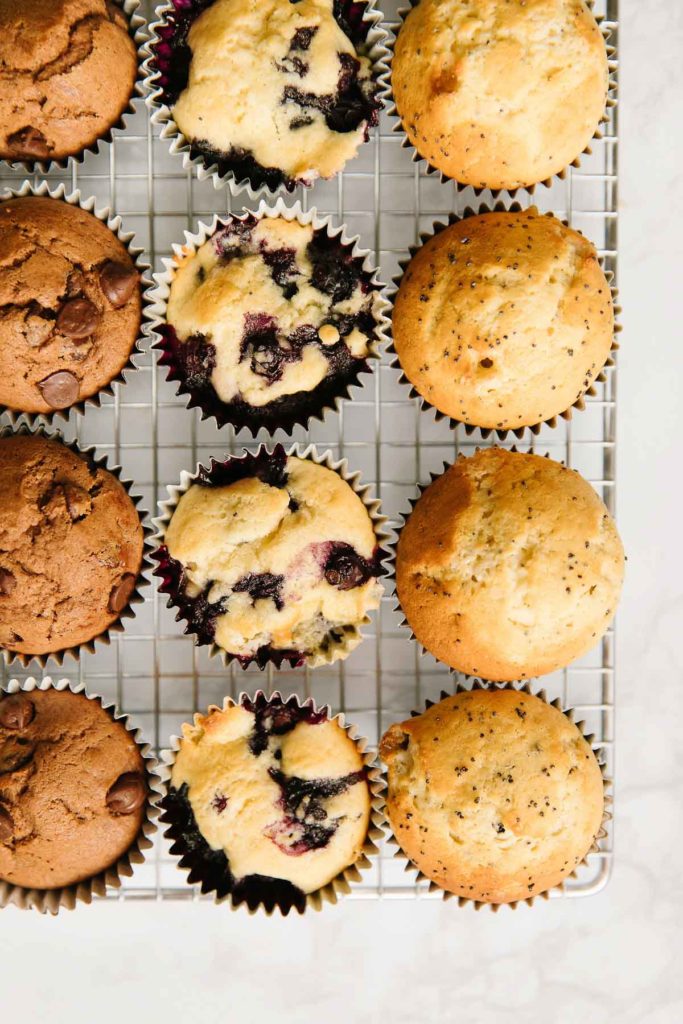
0, 568, 16, 596
99, 260, 138, 308
6, 126, 50, 160
37, 370, 79, 409
0, 737, 35, 774
106, 772, 146, 815
108, 573, 136, 614
57, 298, 101, 339
0, 694, 34, 730
0, 805, 13, 842
62, 482, 92, 522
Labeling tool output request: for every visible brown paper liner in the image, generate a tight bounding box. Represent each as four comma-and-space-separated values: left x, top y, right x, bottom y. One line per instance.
0, 423, 153, 669
158, 690, 384, 915
0, 676, 160, 914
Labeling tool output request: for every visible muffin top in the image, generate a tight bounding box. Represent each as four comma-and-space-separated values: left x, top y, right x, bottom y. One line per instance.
161, 450, 382, 665
380, 688, 605, 904
0, 197, 142, 415
0, 434, 144, 657
163, 215, 378, 432
396, 448, 624, 680
0, 687, 147, 890
392, 210, 614, 430
163, 0, 380, 189
0, 0, 138, 163
166, 696, 370, 906
392, 0, 609, 190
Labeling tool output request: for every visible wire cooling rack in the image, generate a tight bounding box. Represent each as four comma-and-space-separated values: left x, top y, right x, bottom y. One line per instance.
0, 0, 618, 902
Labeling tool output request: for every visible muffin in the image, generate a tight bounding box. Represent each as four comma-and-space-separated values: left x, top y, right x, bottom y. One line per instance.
0, 433, 145, 659
395, 447, 624, 680
0, 686, 149, 892
392, 0, 609, 190
0, 196, 142, 415
161, 694, 372, 912
0, 0, 138, 164
159, 212, 381, 432
150, 0, 382, 191
156, 448, 383, 667
392, 209, 615, 432
380, 688, 605, 904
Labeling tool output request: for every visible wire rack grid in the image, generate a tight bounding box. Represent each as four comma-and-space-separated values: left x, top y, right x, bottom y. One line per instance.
0, 0, 618, 903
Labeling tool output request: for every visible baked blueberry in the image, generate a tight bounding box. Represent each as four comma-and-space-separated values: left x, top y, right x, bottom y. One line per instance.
159, 214, 381, 433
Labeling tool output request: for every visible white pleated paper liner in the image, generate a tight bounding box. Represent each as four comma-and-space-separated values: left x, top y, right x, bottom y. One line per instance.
0, 180, 153, 427
152, 442, 388, 670
148, 197, 390, 436
0, 0, 146, 175
157, 690, 384, 915
142, 0, 391, 200
387, 202, 621, 440
0, 676, 161, 915
387, 1, 618, 198
378, 680, 611, 911
0, 423, 154, 669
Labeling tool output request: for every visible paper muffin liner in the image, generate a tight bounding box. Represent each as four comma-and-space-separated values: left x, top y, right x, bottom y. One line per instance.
148, 197, 390, 435
379, 680, 611, 911
152, 442, 387, 670
387, 1, 618, 198
388, 202, 621, 440
0, 1, 146, 176
0, 675, 161, 914
158, 689, 384, 914
0, 180, 153, 427
0, 422, 153, 669
142, 0, 391, 200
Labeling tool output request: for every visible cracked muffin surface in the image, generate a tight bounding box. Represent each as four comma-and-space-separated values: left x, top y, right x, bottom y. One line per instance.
0, 197, 142, 415
0, 0, 138, 163
0, 687, 147, 890
380, 689, 604, 904
0, 434, 144, 657
396, 448, 624, 680
392, 210, 614, 431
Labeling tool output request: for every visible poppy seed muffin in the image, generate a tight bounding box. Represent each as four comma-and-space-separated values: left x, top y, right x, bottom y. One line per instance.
162, 694, 371, 912
380, 688, 605, 904
0, 687, 148, 890
395, 448, 624, 680
392, 0, 609, 190
0, 196, 142, 415
392, 210, 614, 431
157, 448, 383, 667
0, 434, 144, 658
0, 0, 138, 164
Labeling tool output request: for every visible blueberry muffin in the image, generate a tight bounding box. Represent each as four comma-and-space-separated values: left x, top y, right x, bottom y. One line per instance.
162, 694, 371, 912
0, 434, 144, 659
160, 214, 380, 432
380, 688, 605, 904
392, 210, 614, 431
0, 686, 148, 891
152, 0, 382, 190
156, 448, 383, 667
0, 196, 142, 415
395, 448, 624, 681
0, 0, 138, 164
392, 0, 609, 190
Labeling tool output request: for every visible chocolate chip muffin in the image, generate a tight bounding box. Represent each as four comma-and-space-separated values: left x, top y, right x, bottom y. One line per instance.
392, 210, 615, 431
0, 0, 138, 164
395, 448, 624, 681
0, 686, 148, 891
0, 196, 142, 415
152, 0, 382, 190
392, 0, 609, 190
380, 688, 605, 904
160, 213, 380, 432
156, 448, 383, 667
0, 434, 145, 659
162, 694, 371, 912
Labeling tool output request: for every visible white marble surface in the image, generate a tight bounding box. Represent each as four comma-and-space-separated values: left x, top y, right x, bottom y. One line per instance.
2, 1, 682, 1020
